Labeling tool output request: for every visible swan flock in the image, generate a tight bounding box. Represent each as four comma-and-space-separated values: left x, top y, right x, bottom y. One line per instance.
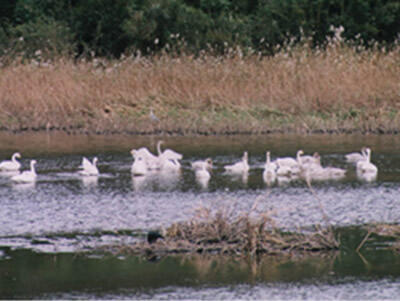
0, 144, 378, 186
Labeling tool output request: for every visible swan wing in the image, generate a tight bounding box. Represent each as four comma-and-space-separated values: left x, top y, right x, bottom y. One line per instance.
135, 147, 157, 160
0, 160, 20, 171
11, 171, 36, 182
79, 157, 99, 175
345, 152, 365, 163
159, 149, 183, 160
276, 157, 297, 167
80, 157, 92, 169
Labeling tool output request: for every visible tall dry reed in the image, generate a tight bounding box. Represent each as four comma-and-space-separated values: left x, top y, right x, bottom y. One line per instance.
0, 42, 399, 134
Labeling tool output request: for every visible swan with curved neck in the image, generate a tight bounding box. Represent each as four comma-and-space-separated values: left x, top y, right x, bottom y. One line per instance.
346, 147, 367, 163
224, 151, 249, 174
79, 157, 99, 176
0, 152, 21, 171
11, 160, 37, 182
157, 141, 183, 171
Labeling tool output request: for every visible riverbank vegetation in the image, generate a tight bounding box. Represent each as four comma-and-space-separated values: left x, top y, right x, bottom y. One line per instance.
1, 39, 399, 134
0, 0, 399, 134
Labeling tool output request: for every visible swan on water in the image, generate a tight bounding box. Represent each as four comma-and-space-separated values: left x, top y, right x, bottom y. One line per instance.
195, 165, 211, 188
11, 160, 37, 183
79, 157, 99, 176
0, 152, 21, 171
192, 158, 213, 171
300, 152, 321, 166
130, 150, 149, 176
263, 151, 277, 184
346, 147, 367, 163
131, 147, 160, 171
224, 151, 249, 174
157, 141, 182, 171
276, 150, 303, 176
356, 148, 377, 174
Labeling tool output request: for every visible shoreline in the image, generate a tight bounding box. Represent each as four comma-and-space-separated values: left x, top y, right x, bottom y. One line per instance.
1, 125, 399, 136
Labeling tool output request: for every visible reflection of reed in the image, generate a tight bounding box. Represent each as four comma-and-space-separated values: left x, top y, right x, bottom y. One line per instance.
177, 252, 336, 283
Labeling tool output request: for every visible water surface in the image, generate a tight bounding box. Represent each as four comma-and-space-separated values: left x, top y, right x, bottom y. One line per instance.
0, 132, 399, 299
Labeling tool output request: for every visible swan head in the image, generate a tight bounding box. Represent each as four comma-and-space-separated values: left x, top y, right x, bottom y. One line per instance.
205, 158, 213, 165
31, 160, 37, 166
93, 157, 98, 164
243, 151, 248, 161
130, 149, 136, 157
13, 152, 21, 159
296, 150, 304, 163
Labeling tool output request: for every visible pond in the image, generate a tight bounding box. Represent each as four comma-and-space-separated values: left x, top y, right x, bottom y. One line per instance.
0, 132, 399, 299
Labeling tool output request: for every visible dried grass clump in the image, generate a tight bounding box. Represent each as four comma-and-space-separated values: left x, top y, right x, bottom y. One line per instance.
366, 223, 400, 251
115, 204, 339, 258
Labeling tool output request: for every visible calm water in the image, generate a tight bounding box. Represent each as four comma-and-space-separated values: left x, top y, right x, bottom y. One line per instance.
0, 132, 399, 299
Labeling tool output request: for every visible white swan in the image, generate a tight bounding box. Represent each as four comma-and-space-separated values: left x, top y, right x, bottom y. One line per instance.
195, 166, 211, 189
357, 148, 377, 174
131, 147, 160, 171
263, 151, 276, 184
156, 141, 183, 171
276, 150, 302, 176
346, 147, 367, 163
79, 157, 99, 176
300, 152, 321, 166
305, 166, 346, 181
0, 152, 21, 171
11, 160, 37, 183
192, 158, 213, 171
224, 151, 249, 174
130, 149, 150, 176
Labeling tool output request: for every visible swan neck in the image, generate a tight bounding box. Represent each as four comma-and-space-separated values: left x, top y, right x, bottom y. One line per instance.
30, 161, 36, 173
157, 141, 163, 156
297, 152, 302, 164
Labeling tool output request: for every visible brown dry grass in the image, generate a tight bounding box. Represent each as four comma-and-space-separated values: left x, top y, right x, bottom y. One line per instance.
1, 43, 399, 134
107, 203, 339, 259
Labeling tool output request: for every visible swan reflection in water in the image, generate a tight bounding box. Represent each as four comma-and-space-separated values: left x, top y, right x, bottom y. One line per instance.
195, 167, 211, 189
81, 175, 98, 187
12, 181, 36, 190
357, 170, 377, 182
132, 170, 181, 192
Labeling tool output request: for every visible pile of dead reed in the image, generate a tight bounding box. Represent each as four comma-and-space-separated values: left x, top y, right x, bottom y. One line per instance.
365, 223, 400, 252
109, 204, 339, 259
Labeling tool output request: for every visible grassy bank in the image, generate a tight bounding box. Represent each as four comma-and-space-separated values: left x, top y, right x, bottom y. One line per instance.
1, 43, 399, 135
